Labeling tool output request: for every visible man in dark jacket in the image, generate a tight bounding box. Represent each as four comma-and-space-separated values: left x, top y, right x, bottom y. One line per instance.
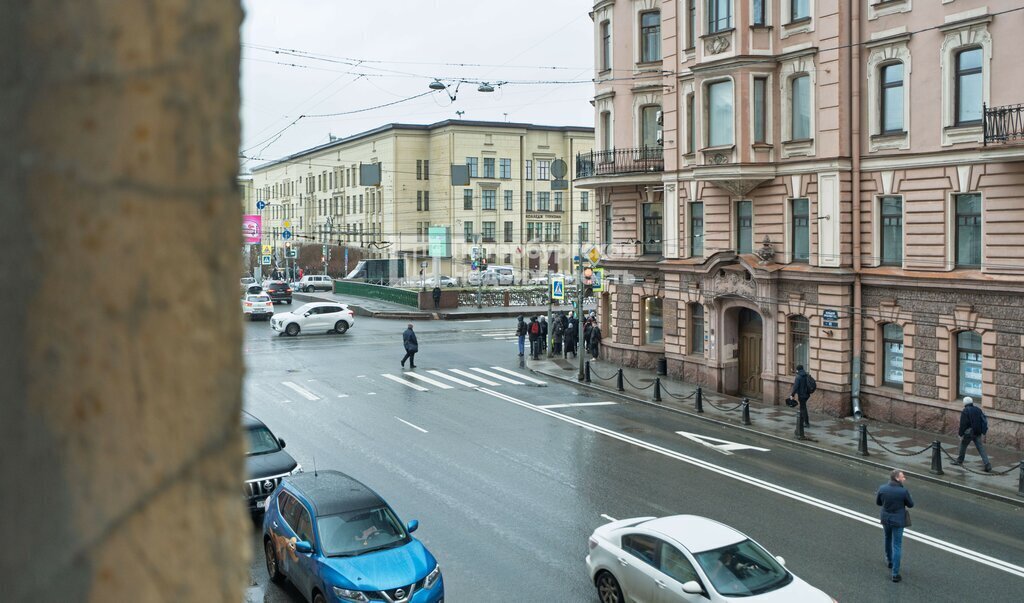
790, 365, 815, 428
515, 316, 528, 357
876, 469, 914, 582
588, 322, 602, 360
563, 315, 578, 359
401, 323, 418, 368
583, 320, 593, 356
527, 316, 541, 359
539, 316, 548, 354
432, 286, 442, 309
552, 312, 565, 355
951, 396, 992, 471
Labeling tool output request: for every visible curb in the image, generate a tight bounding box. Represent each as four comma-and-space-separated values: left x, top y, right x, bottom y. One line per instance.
531, 365, 1024, 508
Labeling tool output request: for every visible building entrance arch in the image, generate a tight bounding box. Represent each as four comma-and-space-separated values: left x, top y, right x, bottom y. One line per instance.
718, 302, 765, 398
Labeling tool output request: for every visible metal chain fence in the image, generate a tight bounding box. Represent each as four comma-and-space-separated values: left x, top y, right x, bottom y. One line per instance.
620, 373, 656, 391
939, 446, 1020, 476
865, 429, 935, 457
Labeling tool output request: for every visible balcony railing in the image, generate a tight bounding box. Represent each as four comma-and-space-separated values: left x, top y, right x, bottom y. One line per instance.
576, 147, 664, 178
984, 103, 1024, 145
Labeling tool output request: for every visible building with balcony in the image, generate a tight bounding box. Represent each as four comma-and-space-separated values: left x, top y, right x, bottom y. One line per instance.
578, 0, 1024, 448
250, 120, 594, 281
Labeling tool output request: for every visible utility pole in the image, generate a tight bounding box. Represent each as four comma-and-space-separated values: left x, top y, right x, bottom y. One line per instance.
577, 225, 586, 381
546, 273, 553, 358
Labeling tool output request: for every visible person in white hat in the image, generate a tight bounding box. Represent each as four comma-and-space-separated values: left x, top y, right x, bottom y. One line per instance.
951, 396, 992, 472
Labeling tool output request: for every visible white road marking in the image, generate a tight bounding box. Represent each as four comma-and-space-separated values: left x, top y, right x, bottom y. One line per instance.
476, 387, 1024, 579
427, 370, 480, 388
470, 367, 524, 384
367, 392, 376, 396
403, 372, 454, 389
600, 514, 618, 523
395, 417, 428, 433
337, 394, 349, 398
450, 368, 500, 386
539, 402, 617, 409
675, 431, 771, 455
461, 319, 492, 323
381, 374, 429, 391
281, 381, 320, 401
490, 366, 547, 385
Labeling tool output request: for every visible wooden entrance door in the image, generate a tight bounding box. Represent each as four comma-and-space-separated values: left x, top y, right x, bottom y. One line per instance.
738, 308, 763, 397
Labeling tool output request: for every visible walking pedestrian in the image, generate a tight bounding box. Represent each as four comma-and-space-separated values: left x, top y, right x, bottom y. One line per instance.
539, 316, 548, 354
432, 286, 442, 309
951, 396, 992, 471
583, 319, 593, 356
400, 323, 418, 369
563, 315, 578, 359
515, 316, 528, 357
876, 468, 914, 583
588, 321, 602, 360
552, 312, 565, 355
527, 316, 541, 359
790, 365, 816, 428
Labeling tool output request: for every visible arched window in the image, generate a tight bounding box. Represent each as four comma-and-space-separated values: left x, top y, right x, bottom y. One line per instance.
957, 331, 983, 398
882, 324, 904, 387
880, 62, 905, 134
789, 316, 809, 373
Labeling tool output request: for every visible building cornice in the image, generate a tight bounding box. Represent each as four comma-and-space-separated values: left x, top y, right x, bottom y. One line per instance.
861, 146, 1024, 171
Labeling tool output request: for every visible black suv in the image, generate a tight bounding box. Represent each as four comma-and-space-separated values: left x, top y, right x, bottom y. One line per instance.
243, 411, 300, 513
263, 281, 292, 304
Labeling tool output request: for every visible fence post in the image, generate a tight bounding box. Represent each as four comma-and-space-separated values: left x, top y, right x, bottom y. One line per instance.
1018, 461, 1023, 497
584, 361, 591, 383
616, 369, 624, 392
795, 411, 807, 440
741, 398, 751, 425
695, 387, 704, 413
653, 377, 662, 402
858, 424, 869, 456
930, 441, 944, 475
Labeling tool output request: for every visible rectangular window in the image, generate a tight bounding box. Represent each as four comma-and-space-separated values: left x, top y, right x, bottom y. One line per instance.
690, 202, 704, 257
686, 93, 695, 153
581, 191, 589, 211
708, 80, 734, 147
580, 222, 589, 242
883, 324, 905, 387
707, 0, 732, 33
483, 157, 495, 178
525, 160, 533, 180
957, 331, 983, 398
544, 223, 554, 242
955, 48, 983, 126
537, 160, 550, 180
753, 77, 767, 143
600, 112, 612, 151
538, 192, 550, 211
791, 0, 809, 21
880, 196, 902, 265
736, 200, 753, 254
416, 160, 423, 180
504, 221, 513, 242
791, 75, 811, 140
417, 190, 423, 211
554, 192, 563, 212
463, 189, 473, 210
499, 158, 511, 179
504, 190, 513, 211
955, 193, 981, 267
482, 189, 496, 210
881, 63, 905, 134
690, 304, 705, 354
466, 157, 478, 178
423, 191, 429, 211
464, 221, 474, 243
642, 203, 664, 255
552, 223, 561, 242
482, 221, 496, 242
600, 20, 612, 70
640, 11, 661, 62
423, 160, 429, 180
644, 297, 664, 344
789, 317, 810, 373
642, 105, 662, 150
686, 1, 696, 49
791, 198, 809, 262
603, 204, 613, 244
526, 191, 534, 211
753, 0, 766, 25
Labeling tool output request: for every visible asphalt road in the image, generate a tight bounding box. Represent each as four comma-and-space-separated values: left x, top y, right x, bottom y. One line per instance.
241, 302, 1024, 602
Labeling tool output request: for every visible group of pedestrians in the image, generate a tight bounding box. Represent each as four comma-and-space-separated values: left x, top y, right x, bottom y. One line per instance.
516, 312, 602, 361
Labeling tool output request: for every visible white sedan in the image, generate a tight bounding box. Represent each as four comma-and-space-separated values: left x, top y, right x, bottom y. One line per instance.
270, 302, 354, 336
241, 293, 274, 321
586, 515, 834, 603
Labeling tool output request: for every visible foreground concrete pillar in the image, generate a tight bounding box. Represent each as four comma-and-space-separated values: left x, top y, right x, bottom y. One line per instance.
0, 2, 247, 601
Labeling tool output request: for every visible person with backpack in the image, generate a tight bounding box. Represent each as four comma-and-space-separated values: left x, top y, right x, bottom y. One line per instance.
515, 315, 528, 357
527, 316, 542, 359
951, 396, 992, 472
790, 364, 816, 428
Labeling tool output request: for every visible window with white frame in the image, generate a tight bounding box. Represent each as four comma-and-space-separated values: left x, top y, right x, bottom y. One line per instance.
955, 193, 981, 268
499, 158, 511, 179
690, 202, 704, 257
957, 331, 982, 398
525, 160, 533, 180
879, 196, 902, 265
940, 25, 990, 145
641, 105, 662, 151
537, 160, 550, 180
791, 198, 809, 262
600, 20, 612, 71
707, 0, 732, 33
483, 157, 495, 179
466, 157, 478, 178
600, 111, 612, 151
880, 63, 905, 134
790, 0, 809, 22
790, 74, 811, 140
955, 47, 983, 126
482, 189, 496, 211
707, 80, 734, 147
736, 200, 752, 254
753, 77, 768, 143
640, 11, 661, 62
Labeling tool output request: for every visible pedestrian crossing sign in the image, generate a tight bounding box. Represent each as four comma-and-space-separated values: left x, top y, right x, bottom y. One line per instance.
551, 277, 565, 300
261, 244, 273, 255
592, 268, 604, 292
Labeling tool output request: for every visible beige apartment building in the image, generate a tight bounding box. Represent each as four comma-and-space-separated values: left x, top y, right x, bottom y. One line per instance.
248, 120, 594, 281
578, 0, 1024, 448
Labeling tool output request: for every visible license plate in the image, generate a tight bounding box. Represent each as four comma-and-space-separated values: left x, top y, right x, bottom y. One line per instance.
256, 499, 266, 509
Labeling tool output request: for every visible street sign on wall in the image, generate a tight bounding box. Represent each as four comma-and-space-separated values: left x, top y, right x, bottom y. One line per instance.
822, 309, 839, 328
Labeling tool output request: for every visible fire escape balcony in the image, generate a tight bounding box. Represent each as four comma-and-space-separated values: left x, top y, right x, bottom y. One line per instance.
983, 103, 1024, 145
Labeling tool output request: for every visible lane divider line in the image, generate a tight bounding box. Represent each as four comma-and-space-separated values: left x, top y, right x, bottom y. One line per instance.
395, 417, 428, 433
381, 374, 429, 391
539, 402, 618, 409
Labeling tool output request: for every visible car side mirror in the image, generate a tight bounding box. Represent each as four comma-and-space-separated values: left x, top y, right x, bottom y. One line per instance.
775, 555, 786, 567
294, 540, 313, 555
406, 520, 419, 533
303, 312, 312, 317
681, 580, 703, 595
278, 438, 286, 449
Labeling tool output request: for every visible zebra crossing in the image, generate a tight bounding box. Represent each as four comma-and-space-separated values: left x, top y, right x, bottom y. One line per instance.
465, 328, 520, 342
380, 366, 546, 392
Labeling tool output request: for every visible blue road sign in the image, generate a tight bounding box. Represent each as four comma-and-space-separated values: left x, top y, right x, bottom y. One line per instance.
256, 201, 266, 211
282, 229, 292, 240
551, 278, 565, 300
261, 255, 271, 265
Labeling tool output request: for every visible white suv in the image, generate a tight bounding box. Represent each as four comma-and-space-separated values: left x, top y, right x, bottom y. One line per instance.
297, 274, 333, 292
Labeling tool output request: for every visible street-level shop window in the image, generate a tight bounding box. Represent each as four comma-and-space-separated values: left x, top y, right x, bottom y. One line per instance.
643, 297, 664, 345
882, 323, 904, 387
957, 331, 982, 399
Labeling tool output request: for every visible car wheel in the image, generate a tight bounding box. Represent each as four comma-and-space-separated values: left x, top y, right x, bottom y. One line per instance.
312, 592, 326, 603
285, 323, 300, 336
305, 285, 314, 292
264, 539, 284, 584
334, 321, 349, 334
286, 299, 292, 304
595, 571, 624, 603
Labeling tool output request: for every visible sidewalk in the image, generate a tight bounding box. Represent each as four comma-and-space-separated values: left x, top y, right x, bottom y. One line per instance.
526, 355, 1024, 505
293, 290, 594, 320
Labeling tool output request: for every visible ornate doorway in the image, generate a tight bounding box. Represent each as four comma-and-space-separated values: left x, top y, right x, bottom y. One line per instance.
738, 308, 763, 397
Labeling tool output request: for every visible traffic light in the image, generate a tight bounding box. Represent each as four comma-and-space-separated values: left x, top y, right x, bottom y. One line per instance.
582, 266, 594, 297
480, 256, 487, 268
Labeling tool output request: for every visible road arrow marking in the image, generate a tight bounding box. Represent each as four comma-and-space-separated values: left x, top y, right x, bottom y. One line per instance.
674, 431, 770, 455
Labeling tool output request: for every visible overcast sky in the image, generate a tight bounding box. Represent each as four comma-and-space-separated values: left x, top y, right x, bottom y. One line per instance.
240, 0, 595, 172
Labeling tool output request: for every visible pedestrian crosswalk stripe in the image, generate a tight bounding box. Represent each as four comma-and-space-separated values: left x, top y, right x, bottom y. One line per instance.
450, 368, 500, 386
470, 367, 523, 385
282, 381, 320, 401
426, 370, 479, 388
403, 372, 454, 389
381, 374, 428, 391
489, 367, 547, 385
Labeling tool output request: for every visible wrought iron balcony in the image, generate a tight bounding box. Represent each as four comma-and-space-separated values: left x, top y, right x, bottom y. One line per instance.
576, 147, 664, 178
983, 103, 1024, 145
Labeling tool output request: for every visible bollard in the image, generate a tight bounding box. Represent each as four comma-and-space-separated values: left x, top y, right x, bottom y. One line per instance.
584, 361, 592, 383
695, 387, 704, 413
795, 411, 807, 440
858, 424, 870, 456
653, 377, 662, 402
929, 441, 944, 475
741, 398, 751, 425
1018, 461, 1024, 497
616, 369, 624, 392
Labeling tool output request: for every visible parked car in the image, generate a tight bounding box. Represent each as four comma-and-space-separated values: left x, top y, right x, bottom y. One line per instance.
263, 470, 444, 603
297, 274, 334, 292
586, 515, 834, 603
242, 293, 275, 321
264, 281, 293, 304
423, 275, 458, 288
243, 411, 300, 514
271, 302, 354, 337
528, 272, 575, 286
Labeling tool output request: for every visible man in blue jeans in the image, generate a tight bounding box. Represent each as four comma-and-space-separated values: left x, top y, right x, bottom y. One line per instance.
876, 469, 914, 583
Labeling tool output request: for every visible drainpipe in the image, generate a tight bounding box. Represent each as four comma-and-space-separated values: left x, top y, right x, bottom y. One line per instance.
850, 0, 864, 419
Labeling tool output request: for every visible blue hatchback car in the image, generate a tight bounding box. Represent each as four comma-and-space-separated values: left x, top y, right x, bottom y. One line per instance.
263, 470, 444, 603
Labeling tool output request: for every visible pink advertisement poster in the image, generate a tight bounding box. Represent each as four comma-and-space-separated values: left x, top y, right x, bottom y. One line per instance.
243, 215, 262, 243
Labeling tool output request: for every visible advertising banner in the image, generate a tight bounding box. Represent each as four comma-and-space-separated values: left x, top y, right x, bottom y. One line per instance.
243, 214, 262, 243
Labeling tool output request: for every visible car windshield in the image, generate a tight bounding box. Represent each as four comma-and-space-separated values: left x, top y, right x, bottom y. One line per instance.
246, 426, 281, 455
294, 304, 316, 314
693, 539, 792, 597
246, 295, 270, 302
317, 505, 410, 557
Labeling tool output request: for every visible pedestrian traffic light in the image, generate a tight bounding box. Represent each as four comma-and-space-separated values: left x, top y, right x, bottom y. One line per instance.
582, 266, 594, 286
480, 257, 487, 267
